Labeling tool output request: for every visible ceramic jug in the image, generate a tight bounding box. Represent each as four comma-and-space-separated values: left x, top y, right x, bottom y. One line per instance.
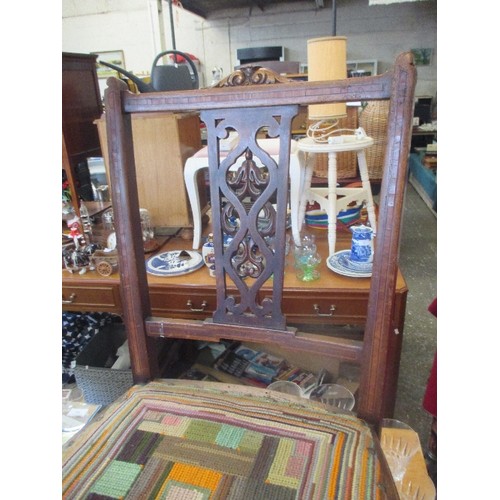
350, 225, 374, 263
202, 233, 216, 277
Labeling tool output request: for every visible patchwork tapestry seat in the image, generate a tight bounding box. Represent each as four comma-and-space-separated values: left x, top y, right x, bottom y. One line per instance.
62, 381, 392, 499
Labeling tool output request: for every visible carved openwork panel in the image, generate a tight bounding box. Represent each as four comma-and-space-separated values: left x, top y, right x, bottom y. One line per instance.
201, 105, 298, 330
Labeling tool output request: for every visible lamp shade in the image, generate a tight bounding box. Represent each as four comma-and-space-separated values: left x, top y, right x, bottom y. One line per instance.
307, 36, 347, 120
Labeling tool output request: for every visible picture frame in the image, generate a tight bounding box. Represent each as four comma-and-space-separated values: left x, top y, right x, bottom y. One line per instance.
91, 50, 126, 79
410, 48, 432, 66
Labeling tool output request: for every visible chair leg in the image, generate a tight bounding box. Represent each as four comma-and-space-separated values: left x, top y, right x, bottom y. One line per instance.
327, 150, 338, 256
357, 150, 377, 234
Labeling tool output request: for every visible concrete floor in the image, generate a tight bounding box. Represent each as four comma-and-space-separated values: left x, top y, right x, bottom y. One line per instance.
393, 181, 437, 450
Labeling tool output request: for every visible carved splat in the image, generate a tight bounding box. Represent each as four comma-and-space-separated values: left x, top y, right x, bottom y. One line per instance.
201, 104, 297, 330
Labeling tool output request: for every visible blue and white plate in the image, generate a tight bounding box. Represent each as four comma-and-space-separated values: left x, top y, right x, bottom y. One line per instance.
146, 250, 203, 277
327, 250, 372, 278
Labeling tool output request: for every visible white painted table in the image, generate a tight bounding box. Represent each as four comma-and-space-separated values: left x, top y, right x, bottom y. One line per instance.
184, 138, 305, 249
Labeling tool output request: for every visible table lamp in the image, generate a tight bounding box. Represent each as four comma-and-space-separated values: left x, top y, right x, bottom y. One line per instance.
307, 36, 347, 143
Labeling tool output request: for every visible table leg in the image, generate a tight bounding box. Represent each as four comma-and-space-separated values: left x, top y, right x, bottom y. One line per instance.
295, 152, 315, 245
327, 151, 338, 256
183, 161, 205, 249
289, 150, 305, 246
357, 150, 377, 235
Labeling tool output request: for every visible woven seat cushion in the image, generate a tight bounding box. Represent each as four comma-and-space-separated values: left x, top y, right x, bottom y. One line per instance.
63, 380, 392, 499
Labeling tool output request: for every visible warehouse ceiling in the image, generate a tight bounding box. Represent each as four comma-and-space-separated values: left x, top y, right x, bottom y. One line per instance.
178, 0, 330, 19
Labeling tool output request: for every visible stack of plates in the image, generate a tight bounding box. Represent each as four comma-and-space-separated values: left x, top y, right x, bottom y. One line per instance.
327, 250, 372, 278
305, 209, 328, 230
146, 250, 203, 277
305, 206, 361, 230
338, 205, 362, 225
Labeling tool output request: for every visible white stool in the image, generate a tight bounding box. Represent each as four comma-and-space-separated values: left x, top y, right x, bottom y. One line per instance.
296, 130, 377, 256
184, 138, 305, 249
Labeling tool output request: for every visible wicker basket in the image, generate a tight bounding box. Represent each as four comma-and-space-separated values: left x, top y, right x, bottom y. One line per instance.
75, 323, 134, 405
359, 101, 390, 180
312, 105, 359, 179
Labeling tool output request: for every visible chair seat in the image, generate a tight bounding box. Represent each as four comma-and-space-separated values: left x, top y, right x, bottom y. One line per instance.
63, 380, 391, 499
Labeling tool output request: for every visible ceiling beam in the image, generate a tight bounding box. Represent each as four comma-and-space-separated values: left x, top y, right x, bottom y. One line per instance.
178, 0, 208, 18
180, 0, 326, 19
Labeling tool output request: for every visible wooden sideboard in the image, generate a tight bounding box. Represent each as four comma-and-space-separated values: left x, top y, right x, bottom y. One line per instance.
63, 229, 407, 415
63, 230, 407, 328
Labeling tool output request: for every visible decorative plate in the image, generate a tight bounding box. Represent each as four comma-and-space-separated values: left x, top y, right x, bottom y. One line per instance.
146, 250, 203, 277
327, 250, 372, 278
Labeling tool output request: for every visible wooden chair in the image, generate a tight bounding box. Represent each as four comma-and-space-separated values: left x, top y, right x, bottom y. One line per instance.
63, 53, 416, 499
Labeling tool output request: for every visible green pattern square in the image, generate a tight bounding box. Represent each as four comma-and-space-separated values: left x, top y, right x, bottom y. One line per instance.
184, 419, 221, 443
90, 460, 142, 498
215, 424, 246, 449
238, 430, 264, 454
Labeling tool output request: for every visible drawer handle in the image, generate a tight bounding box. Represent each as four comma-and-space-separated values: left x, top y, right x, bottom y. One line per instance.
186, 299, 207, 312
313, 304, 336, 317
62, 293, 76, 304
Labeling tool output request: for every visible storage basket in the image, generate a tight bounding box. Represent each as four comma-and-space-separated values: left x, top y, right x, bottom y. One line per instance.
312, 105, 358, 180
359, 101, 390, 180
74, 323, 134, 405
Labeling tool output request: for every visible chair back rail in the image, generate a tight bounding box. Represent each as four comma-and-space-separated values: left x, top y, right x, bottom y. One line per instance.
104, 52, 416, 425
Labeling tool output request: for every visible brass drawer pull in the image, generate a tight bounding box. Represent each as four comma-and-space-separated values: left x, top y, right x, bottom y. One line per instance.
186, 299, 208, 312
62, 293, 77, 304
313, 304, 336, 317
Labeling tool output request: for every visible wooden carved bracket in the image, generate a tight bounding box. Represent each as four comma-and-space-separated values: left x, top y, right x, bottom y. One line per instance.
214, 66, 292, 87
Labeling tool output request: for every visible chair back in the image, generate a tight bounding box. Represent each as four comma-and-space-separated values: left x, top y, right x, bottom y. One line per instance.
103, 53, 417, 425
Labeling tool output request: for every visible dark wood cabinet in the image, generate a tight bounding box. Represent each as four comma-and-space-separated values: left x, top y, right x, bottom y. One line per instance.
62, 52, 103, 216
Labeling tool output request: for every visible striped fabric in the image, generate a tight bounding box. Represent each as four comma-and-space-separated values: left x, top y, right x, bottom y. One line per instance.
63, 381, 386, 499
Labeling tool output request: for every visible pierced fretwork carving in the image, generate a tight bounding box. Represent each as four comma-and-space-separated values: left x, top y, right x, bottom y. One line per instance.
222, 148, 275, 280
201, 105, 298, 330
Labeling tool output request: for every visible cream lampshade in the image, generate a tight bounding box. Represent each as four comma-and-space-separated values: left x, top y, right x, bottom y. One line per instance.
307, 36, 347, 122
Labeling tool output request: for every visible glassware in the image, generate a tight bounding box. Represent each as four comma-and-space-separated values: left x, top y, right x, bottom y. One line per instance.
62, 389, 72, 414
62, 387, 84, 414
293, 231, 316, 249
294, 244, 321, 282
102, 208, 114, 231
79, 201, 92, 239
379, 419, 419, 485
308, 383, 355, 411
398, 475, 436, 500
140, 208, 154, 242
267, 380, 303, 397
102, 208, 154, 242
265, 234, 290, 256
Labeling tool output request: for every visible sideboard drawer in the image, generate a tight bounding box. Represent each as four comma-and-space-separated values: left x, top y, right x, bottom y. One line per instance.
149, 287, 368, 325
150, 287, 216, 319
278, 291, 368, 325
62, 285, 122, 313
